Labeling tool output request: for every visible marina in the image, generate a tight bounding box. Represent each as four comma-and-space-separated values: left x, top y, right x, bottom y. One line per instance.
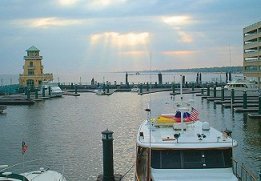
0, 90, 260, 180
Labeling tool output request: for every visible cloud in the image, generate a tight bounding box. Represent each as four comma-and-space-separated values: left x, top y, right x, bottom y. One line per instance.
88, 0, 127, 9
161, 15, 196, 43
161, 50, 196, 56
13, 17, 84, 28
119, 50, 148, 57
57, 0, 79, 6
162, 15, 194, 28
90, 32, 150, 47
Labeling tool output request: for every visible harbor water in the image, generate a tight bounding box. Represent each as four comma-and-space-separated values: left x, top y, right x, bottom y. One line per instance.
0, 91, 260, 180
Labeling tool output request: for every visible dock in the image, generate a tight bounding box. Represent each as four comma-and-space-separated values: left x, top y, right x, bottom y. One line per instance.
198, 87, 261, 118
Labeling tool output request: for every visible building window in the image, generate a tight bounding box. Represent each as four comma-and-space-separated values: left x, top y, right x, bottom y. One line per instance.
28, 69, 34, 75
245, 66, 258, 72
30, 62, 33, 67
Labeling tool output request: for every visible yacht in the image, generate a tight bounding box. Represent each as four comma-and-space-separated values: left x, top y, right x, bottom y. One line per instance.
0, 165, 66, 181
135, 78, 238, 181
224, 79, 258, 91
40, 82, 63, 97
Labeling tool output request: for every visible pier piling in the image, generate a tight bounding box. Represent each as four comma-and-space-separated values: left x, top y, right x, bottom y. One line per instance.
139, 84, 143, 94
172, 83, 175, 94
213, 86, 216, 98
75, 85, 78, 94
97, 129, 122, 181
42, 87, 46, 97
26, 88, 30, 100
243, 91, 247, 109
258, 96, 261, 114
231, 89, 235, 104
102, 129, 114, 181
48, 87, 51, 96
221, 87, 225, 101
207, 86, 210, 96
35, 88, 38, 99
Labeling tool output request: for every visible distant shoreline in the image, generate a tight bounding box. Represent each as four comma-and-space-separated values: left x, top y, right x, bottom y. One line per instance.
120, 66, 243, 74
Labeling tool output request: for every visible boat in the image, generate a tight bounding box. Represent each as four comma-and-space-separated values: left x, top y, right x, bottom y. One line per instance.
224, 78, 258, 91
0, 165, 66, 181
94, 86, 106, 95
0, 105, 7, 114
131, 86, 140, 92
135, 77, 239, 181
40, 81, 63, 97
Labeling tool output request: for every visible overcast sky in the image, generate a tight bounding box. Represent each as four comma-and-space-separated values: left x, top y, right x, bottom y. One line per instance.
0, 0, 260, 74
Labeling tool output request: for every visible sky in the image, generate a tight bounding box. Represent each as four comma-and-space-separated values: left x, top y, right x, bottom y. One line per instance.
0, 0, 260, 75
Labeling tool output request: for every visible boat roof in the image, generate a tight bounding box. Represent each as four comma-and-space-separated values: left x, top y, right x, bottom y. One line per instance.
137, 120, 237, 149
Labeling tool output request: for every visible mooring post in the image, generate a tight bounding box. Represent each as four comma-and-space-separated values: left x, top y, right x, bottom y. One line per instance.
172, 83, 175, 94
221, 86, 224, 101
139, 84, 143, 94
213, 86, 216, 98
192, 83, 194, 91
27, 88, 30, 100
258, 95, 261, 114
243, 91, 247, 109
107, 84, 109, 94
146, 82, 149, 91
207, 85, 210, 96
75, 85, 78, 94
48, 86, 51, 96
42, 87, 46, 97
35, 88, 38, 99
201, 88, 204, 95
231, 89, 235, 104
101, 129, 114, 181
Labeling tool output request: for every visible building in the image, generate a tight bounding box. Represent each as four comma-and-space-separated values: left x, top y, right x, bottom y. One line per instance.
19, 46, 53, 88
243, 21, 261, 88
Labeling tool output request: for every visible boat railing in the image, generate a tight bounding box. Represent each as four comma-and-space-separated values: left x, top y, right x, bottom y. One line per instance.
232, 159, 259, 181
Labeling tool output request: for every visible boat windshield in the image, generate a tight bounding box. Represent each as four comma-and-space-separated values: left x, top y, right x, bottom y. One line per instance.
151, 149, 232, 169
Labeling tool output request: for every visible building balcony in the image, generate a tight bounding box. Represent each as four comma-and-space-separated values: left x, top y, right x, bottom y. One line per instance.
244, 41, 261, 49
24, 56, 43, 60
19, 73, 53, 79
243, 51, 260, 58
243, 33, 259, 42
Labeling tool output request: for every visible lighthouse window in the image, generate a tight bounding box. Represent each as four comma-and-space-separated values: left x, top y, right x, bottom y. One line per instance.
28, 69, 34, 75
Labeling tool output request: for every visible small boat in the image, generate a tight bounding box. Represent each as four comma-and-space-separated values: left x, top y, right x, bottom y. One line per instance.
131, 86, 140, 92
94, 87, 106, 95
0, 105, 7, 114
135, 76, 239, 181
224, 78, 258, 91
0, 165, 66, 181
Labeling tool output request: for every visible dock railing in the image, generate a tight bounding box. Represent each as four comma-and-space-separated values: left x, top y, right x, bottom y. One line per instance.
233, 159, 259, 181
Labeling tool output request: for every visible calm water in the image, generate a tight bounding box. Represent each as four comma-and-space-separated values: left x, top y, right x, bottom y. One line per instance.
0, 91, 260, 180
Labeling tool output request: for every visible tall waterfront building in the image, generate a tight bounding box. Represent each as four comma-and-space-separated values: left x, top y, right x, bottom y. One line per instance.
19, 46, 53, 88
243, 21, 261, 88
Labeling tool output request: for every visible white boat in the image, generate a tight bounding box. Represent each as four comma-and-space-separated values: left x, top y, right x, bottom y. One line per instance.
131, 87, 139, 92
40, 82, 63, 97
0, 105, 7, 114
0, 165, 66, 181
135, 77, 238, 181
224, 78, 258, 91
94, 87, 105, 95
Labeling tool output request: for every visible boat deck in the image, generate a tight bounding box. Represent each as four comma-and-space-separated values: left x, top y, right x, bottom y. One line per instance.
137, 120, 237, 149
